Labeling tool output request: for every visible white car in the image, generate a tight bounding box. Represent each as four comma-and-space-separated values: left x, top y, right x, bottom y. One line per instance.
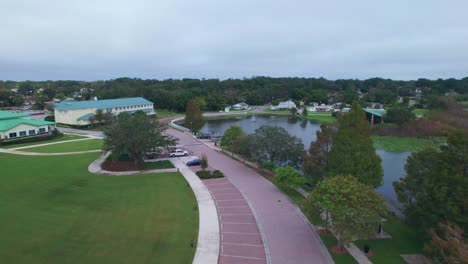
170, 149, 188, 157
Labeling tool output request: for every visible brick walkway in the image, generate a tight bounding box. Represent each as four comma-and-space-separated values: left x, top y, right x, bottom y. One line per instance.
204, 178, 268, 264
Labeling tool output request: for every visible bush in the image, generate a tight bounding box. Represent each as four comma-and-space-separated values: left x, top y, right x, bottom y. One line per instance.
0, 130, 63, 146
261, 161, 275, 170
212, 170, 224, 178
196, 170, 225, 179
44, 115, 55, 122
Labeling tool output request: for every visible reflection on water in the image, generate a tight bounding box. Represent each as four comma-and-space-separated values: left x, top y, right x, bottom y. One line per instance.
200, 115, 409, 203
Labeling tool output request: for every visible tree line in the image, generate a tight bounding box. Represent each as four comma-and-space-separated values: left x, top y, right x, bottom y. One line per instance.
1, 77, 467, 110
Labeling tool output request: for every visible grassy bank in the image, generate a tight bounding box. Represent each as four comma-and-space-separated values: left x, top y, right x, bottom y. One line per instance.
1, 134, 88, 149
0, 153, 198, 264
372, 136, 446, 152
21, 139, 103, 153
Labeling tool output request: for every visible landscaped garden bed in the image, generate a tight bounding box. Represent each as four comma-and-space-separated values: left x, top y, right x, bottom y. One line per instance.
103, 154, 174, 171
196, 170, 224, 179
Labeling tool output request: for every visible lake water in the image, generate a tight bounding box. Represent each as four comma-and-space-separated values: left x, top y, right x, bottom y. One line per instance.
199, 115, 409, 203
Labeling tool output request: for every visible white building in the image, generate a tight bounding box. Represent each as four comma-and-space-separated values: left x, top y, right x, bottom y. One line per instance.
0, 111, 55, 140
232, 102, 249, 110
271, 100, 297, 110
54, 97, 155, 126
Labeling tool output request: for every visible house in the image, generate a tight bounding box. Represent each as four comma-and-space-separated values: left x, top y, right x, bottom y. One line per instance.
0, 110, 55, 140
54, 97, 155, 126
271, 100, 296, 110
232, 102, 249, 110
307, 103, 334, 112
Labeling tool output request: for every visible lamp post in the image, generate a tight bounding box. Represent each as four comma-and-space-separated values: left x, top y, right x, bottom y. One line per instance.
190, 121, 193, 134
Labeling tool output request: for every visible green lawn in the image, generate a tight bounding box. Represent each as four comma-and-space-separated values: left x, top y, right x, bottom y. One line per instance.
354, 217, 425, 264
145, 160, 175, 170
412, 109, 429, 117
2, 134, 89, 149
155, 109, 183, 119
304, 112, 336, 124
320, 235, 358, 264
0, 153, 198, 264
22, 139, 103, 153
372, 136, 446, 152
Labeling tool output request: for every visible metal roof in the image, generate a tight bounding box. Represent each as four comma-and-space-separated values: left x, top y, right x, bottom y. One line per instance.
363, 108, 386, 117
0, 119, 56, 131
0, 110, 31, 120
54, 97, 153, 111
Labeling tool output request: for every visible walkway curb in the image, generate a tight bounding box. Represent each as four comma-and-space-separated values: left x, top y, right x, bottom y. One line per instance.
171, 159, 220, 264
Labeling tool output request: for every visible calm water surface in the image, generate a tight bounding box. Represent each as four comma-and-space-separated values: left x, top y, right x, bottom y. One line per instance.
200, 115, 409, 203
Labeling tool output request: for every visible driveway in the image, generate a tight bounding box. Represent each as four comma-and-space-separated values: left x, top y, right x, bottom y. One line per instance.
167, 128, 333, 264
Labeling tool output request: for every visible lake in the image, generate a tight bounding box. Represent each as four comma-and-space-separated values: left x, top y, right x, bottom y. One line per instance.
199, 115, 409, 203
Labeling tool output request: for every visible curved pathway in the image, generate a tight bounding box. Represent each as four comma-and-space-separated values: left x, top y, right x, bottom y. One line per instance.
167, 128, 333, 264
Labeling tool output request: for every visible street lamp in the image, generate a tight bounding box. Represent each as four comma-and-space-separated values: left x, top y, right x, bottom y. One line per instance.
190, 121, 193, 134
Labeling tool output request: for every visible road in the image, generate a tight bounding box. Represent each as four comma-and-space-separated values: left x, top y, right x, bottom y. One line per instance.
167, 128, 333, 264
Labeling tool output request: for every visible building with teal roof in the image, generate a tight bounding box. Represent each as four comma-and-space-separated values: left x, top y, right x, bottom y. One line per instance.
54, 97, 155, 126
0, 111, 56, 140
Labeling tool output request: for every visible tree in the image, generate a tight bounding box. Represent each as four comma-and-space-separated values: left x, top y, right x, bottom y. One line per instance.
200, 154, 208, 171
250, 126, 304, 168
103, 111, 177, 163
328, 102, 383, 187
290, 107, 298, 115
232, 134, 252, 158
303, 124, 336, 183
384, 106, 416, 125
185, 99, 205, 133
94, 109, 105, 126
302, 107, 308, 117
12, 95, 24, 106
310, 175, 387, 248
424, 222, 468, 264
393, 130, 468, 231
221, 125, 245, 147
274, 166, 306, 189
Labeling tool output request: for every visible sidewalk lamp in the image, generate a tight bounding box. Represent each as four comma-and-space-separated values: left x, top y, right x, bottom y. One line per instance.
190, 121, 193, 134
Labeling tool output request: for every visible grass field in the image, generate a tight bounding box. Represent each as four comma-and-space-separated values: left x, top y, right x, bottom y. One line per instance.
262, 109, 336, 123
145, 160, 175, 170
372, 136, 446, 152
155, 109, 183, 119
0, 153, 198, 264
354, 216, 425, 264
21, 139, 103, 153
320, 235, 358, 264
412, 109, 429, 117
2, 134, 89, 149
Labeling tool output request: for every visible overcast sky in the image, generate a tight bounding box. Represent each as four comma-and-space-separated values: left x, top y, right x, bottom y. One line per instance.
1, 0, 467, 81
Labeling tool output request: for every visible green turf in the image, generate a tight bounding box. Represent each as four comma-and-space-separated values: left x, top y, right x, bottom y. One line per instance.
21, 139, 103, 153
320, 235, 358, 264
372, 136, 446, 152
0, 153, 198, 264
304, 113, 336, 124
155, 109, 183, 119
145, 160, 175, 170
2, 134, 89, 149
354, 217, 425, 264
412, 109, 429, 117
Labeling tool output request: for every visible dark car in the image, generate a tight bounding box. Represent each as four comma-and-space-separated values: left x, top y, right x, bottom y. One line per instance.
196, 133, 211, 139
186, 158, 201, 166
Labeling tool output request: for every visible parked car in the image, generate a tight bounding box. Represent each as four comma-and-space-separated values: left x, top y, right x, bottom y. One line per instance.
196, 133, 211, 139
186, 158, 201, 166
169, 149, 188, 157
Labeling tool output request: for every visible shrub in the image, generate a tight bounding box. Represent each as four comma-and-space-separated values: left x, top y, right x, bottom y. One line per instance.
196, 171, 212, 179
0, 130, 63, 146
212, 170, 224, 178
44, 115, 55, 122
261, 161, 275, 170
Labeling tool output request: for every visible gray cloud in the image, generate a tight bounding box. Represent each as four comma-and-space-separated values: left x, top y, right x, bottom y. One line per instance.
1, 0, 467, 81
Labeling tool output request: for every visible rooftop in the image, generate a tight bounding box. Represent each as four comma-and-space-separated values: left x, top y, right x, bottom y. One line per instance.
0, 111, 31, 120
0, 119, 56, 131
54, 97, 153, 111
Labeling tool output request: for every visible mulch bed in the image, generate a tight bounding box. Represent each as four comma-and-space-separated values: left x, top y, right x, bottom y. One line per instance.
102, 160, 145, 171
330, 244, 349, 254
364, 250, 375, 257
316, 229, 333, 236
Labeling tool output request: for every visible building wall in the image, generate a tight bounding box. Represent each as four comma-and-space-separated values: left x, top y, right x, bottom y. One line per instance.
0, 124, 50, 140
55, 108, 97, 126
54, 104, 155, 126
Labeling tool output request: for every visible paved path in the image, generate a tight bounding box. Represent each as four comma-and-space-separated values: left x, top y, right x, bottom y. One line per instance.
167, 128, 333, 264
0, 148, 101, 156
172, 159, 220, 264
204, 178, 268, 264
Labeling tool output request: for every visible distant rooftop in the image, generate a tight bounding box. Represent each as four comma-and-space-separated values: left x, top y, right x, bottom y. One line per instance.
0, 118, 55, 131
0, 110, 31, 120
54, 97, 153, 111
